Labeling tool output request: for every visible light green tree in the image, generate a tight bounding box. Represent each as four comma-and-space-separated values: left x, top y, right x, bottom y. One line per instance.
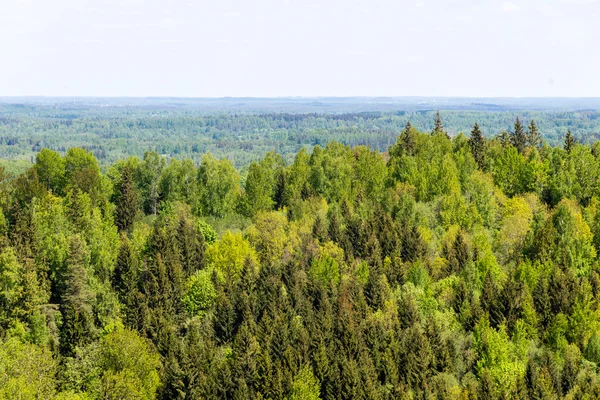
244, 151, 285, 216
35, 148, 66, 195
288, 365, 321, 400
0, 337, 57, 400
206, 231, 258, 282
197, 154, 241, 217
62, 327, 160, 400
183, 269, 217, 317
64, 148, 102, 200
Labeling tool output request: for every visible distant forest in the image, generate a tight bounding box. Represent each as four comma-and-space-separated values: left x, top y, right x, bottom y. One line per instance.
1, 102, 600, 173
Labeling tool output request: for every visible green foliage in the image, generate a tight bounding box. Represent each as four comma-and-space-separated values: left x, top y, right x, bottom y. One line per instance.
528, 119, 542, 149
309, 243, 342, 287
158, 158, 197, 207
0, 337, 57, 399
183, 269, 216, 317
197, 154, 241, 217
59, 235, 96, 356
206, 230, 258, 282
243, 151, 285, 216
474, 318, 527, 396
3, 114, 600, 399
288, 365, 320, 400
63, 327, 161, 400
511, 117, 528, 154
585, 332, 600, 363
469, 122, 486, 170
565, 129, 576, 153
114, 164, 139, 232
196, 220, 217, 245
433, 111, 445, 136
137, 151, 165, 215
246, 211, 288, 265
0, 247, 45, 339
490, 146, 527, 196
35, 148, 66, 195
64, 148, 102, 200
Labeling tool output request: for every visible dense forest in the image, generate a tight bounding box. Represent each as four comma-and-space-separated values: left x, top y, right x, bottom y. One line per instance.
5, 115, 600, 399
1, 103, 600, 173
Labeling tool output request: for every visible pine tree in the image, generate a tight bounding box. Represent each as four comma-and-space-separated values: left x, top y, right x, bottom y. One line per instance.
176, 215, 205, 276
533, 277, 552, 330
327, 211, 343, 246
433, 111, 444, 135
498, 130, 511, 148
61, 235, 93, 314
426, 317, 452, 373
528, 119, 542, 149
469, 122, 486, 169
59, 235, 95, 356
401, 120, 416, 156
114, 164, 139, 232
312, 214, 328, 243
481, 271, 502, 327
403, 325, 433, 390
511, 117, 527, 154
564, 129, 575, 153
113, 235, 140, 327
448, 231, 470, 275
400, 225, 426, 263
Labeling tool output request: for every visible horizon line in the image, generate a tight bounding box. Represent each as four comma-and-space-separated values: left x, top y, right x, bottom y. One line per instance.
2, 95, 600, 100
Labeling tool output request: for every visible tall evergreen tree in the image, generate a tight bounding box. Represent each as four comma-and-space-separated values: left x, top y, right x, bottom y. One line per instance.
433, 112, 443, 134
59, 235, 95, 356
113, 235, 140, 327
400, 225, 426, 263
176, 214, 205, 275
114, 164, 139, 232
564, 129, 575, 153
469, 122, 486, 169
498, 130, 511, 148
528, 119, 542, 149
401, 120, 416, 156
511, 117, 527, 154
432, 111, 449, 138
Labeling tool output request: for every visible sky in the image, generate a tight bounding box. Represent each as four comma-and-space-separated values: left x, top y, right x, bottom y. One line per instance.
1, 0, 599, 97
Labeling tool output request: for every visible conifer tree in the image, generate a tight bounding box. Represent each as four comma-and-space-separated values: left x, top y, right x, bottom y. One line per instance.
447, 231, 470, 275
511, 117, 527, 154
433, 111, 444, 135
113, 235, 140, 327
400, 225, 426, 263
401, 120, 416, 156
59, 235, 95, 356
469, 122, 486, 169
177, 215, 205, 276
528, 119, 542, 149
564, 129, 575, 153
481, 271, 502, 327
498, 130, 511, 148
114, 164, 139, 232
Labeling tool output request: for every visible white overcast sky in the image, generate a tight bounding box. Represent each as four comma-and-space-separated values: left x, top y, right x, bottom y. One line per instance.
1, 0, 599, 97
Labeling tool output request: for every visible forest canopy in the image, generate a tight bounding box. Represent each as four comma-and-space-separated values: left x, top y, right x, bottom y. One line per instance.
3, 117, 600, 398
1, 104, 600, 173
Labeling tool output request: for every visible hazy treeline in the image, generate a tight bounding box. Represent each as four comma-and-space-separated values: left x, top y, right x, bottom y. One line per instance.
1, 105, 600, 171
